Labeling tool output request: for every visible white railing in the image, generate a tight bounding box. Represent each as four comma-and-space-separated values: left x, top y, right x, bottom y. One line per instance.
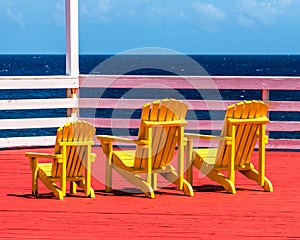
1, 75, 300, 149
79, 75, 300, 150
0, 76, 78, 148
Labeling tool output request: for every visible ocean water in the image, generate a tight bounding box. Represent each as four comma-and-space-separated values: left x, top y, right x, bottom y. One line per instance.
1, 54, 300, 76
0, 54, 300, 139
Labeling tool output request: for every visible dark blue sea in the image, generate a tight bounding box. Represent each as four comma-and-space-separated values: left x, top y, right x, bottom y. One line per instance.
1, 54, 300, 139
1, 54, 300, 76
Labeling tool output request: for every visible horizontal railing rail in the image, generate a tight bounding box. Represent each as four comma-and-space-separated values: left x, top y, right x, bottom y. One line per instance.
0, 76, 78, 148
79, 75, 300, 90
79, 75, 300, 150
0, 75, 299, 149
0, 76, 78, 89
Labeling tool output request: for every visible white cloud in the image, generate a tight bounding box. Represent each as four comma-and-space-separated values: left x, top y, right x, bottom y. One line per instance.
149, 7, 186, 18
53, 3, 65, 27
80, 0, 113, 23
6, 7, 25, 29
0, 0, 65, 29
191, 2, 226, 31
0, 0, 24, 29
237, 0, 299, 27
146, 7, 186, 26
80, 0, 188, 26
96, 0, 112, 13
192, 2, 226, 21
236, 14, 255, 28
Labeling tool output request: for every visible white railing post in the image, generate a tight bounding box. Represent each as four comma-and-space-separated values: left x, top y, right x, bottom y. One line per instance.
65, 0, 79, 119
65, 0, 79, 77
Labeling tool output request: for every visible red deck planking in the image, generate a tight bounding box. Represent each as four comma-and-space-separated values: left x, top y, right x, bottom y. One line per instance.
0, 147, 300, 239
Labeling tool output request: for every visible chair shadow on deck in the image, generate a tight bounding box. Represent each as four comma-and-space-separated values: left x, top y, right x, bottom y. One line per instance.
7, 192, 61, 199
94, 185, 194, 198
91, 181, 265, 197
93, 185, 262, 197
7, 189, 97, 200
191, 184, 265, 193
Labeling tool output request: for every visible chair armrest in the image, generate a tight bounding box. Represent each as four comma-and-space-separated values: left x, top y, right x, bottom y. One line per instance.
26, 152, 63, 169
143, 119, 188, 127
227, 116, 269, 124
59, 141, 94, 146
184, 133, 230, 141
25, 152, 62, 159
97, 135, 149, 145
185, 133, 232, 146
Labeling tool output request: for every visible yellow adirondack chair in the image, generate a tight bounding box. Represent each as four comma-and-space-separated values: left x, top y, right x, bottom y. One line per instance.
26, 120, 96, 200
97, 99, 194, 198
185, 100, 273, 194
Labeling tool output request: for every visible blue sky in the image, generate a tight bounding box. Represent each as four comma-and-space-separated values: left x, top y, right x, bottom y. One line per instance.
0, 0, 300, 54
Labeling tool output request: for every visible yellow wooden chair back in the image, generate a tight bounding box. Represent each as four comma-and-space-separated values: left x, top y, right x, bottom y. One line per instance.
134, 99, 188, 170
216, 100, 268, 167
51, 120, 96, 178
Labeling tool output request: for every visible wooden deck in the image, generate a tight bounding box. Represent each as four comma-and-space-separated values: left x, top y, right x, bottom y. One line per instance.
1, 147, 299, 239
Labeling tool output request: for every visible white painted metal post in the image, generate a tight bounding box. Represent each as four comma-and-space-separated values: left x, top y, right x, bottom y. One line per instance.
65, 0, 79, 76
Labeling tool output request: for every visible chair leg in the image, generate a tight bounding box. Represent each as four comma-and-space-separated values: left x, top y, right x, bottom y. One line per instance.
151, 173, 158, 191
185, 139, 194, 185
182, 179, 194, 197
32, 169, 38, 197
38, 171, 64, 200
76, 180, 95, 198
105, 158, 113, 193
70, 181, 77, 194
87, 188, 95, 198
206, 169, 236, 194
193, 157, 236, 194
240, 168, 273, 192
185, 165, 193, 185
30, 158, 38, 196
160, 169, 194, 197
114, 167, 155, 198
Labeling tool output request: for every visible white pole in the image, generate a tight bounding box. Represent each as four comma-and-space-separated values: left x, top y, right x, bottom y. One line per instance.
65, 0, 79, 76
65, 0, 79, 119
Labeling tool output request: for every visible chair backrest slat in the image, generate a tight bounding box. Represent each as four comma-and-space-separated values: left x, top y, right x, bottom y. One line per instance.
216, 100, 269, 167
134, 99, 187, 170
234, 101, 254, 165
51, 121, 95, 178
68, 122, 83, 177
237, 101, 260, 165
